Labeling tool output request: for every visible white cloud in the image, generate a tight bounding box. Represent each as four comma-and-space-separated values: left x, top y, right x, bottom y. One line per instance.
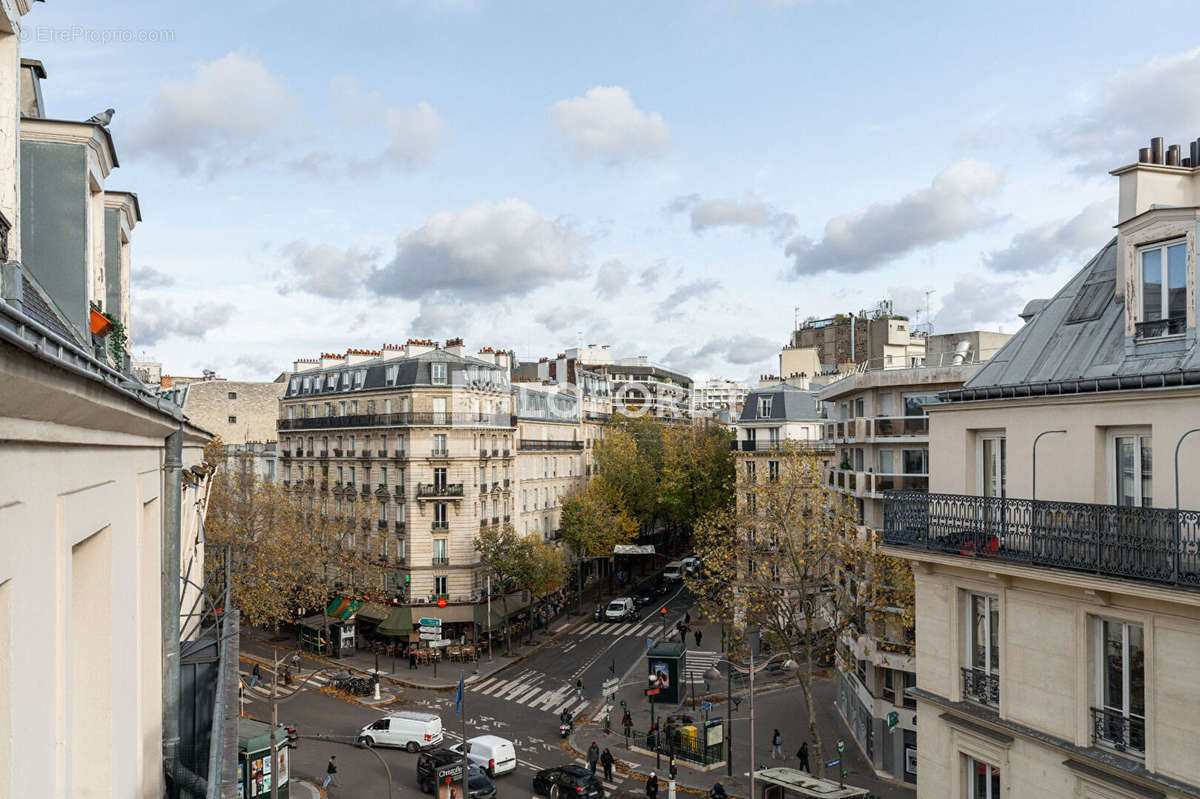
132, 266, 175, 288
353, 101, 449, 172
668, 194, 796, 242
657, 278, 721, 318
785, 159, 1004, 276
1045, 48, 1200, 173
368, 199, 586, 300
278, 242, 379, 299
983, 200, 1111, 274
550, 86, 671, 165
662, 334, 777, 375
129, 51, 296, 175
537, 306, 592, 332
934, 276, 1024, 334
594, 259, 628, 299
133, 296, 235, 347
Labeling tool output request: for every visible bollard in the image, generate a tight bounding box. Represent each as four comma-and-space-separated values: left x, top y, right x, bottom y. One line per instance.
668, 779, 676, 799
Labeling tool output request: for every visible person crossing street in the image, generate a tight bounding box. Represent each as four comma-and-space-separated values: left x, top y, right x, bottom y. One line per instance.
601, 748, 615, 781
322, 755, 338, 788
587, 742, 600, 776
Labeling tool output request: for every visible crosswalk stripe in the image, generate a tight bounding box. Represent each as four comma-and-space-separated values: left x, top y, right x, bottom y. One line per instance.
480, 679, 510, 696
500, 681, 534, 699
571, 699, 590, 716
474, 677, 498, 691
534, 689, 567, 709
512, 685, 543, 703
613, 623, 633, 634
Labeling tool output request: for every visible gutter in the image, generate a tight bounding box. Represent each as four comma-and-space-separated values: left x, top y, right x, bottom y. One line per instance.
943, 368, 1200, 402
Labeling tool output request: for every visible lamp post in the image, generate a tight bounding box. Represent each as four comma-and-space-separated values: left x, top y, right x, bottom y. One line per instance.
705, 652, 798, 799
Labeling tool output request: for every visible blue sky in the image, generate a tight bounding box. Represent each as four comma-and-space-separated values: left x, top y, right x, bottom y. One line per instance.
22, 1, 1200, 380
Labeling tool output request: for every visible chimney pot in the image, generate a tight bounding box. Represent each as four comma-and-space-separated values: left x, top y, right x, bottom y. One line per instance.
1139, 147, 1151, 163
1167, 144, 1181, 166
1151, 137, 1165, 164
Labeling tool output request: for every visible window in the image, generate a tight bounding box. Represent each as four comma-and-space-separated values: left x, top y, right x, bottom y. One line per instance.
965, 756, 1000, 799
901, 671, 916, 709
757, 396, 773, 418
903, 393, 936, 416
1139, 239, 1187, 335
433, 434, 447, 456
1112, 432, 1152, 508
768, 461, 779, 481
878, 449, 895, 474
380, 503, 388, 522
386, 365, 399, 385
433, 538, 448, 565
431, 362, 447, 385
963, 592, 999, 705
882, 669, 896, 703
978, 434, 1006, 499
354, 369, 366, 388
855, 398, 865, 417
434, 503, 447, 528
746, 461, 756, 480
434, 575, 447, 595
1094, 618, 1145, 754
433, 467, 447, 491
901, 449, 927, 475
228, 415, 237, 424
228, 391, 237, 400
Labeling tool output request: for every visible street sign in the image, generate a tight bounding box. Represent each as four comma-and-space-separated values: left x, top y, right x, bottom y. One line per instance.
419, 632, 443, 640
886, 711, 899, 730
428, 639, 452, 648
645, 687, 660, 696
419, 625, 443, 634
603, 678, 619, 692
701, 701, 712, 713
646, 637, 654, 649
419, 618, 442, 627
437, 598, 447, 608
826, 759, 841, 768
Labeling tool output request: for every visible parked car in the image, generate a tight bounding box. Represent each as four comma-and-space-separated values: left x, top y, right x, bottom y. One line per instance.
448, 735, 517, 777
359, 711, 443, 751
663, 561, 684, 581
417, 749, 496, 799
533, 766, 604, 799
605, 597, 638, 621
652, 575, 671, 595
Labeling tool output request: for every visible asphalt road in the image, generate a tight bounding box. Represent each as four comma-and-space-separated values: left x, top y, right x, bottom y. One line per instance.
248, 583, 696, 798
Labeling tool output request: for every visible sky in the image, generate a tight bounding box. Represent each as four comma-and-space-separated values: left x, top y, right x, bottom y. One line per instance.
22, 1, 1200, 382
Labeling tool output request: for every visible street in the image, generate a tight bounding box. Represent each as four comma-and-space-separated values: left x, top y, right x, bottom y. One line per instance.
238, 583, 913, 799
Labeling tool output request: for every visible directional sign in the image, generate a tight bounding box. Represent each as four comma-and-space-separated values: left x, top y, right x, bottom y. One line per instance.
419, 632, 443, 640
419, 625, 443, 634
701, 701, 712, 713
825, 759, 841, 768
428, 639, 452, 648
603, 678, 619, 692
886, 711, 899, 730
419, 618, 443, 627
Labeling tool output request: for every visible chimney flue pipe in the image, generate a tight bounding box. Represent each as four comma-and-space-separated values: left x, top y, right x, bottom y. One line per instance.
1190, 141, 1198, 166
1168, 144, 1181, 166
1139, 147, 1152, 164
1152, 137, 1164, 164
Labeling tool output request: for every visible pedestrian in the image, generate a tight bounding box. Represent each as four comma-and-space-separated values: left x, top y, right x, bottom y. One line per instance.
694, 629, 702, 648
668, 755, 677, 781
771, 728, 783, 760
797, 741, 810, 772
622, 709, 633, 740
409, 648, 417, 670
250, 664, 262, 690
322, 755, 338, 788
576, 678, 585, 702
684, 611, 691, 626
291, 651, 301, 674
282, 665, 292, 686
588, 741, 600, 775
601, 748, 615, 781
646, 772, 658, 799
709, 782, 727, 799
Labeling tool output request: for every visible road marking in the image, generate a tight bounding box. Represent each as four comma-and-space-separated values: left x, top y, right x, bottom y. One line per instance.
474, 677, 498, 691
613, 622, 634, 634
570, 699, 590, 716
512, 685, 543, 704
479, 679, 510, 696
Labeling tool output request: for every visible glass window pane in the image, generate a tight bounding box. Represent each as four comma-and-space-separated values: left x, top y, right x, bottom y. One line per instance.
1129, 624, 1145, 717
878, 450, 894, 474
1103, 620, 1124, 711
989, 599, 999, 672
1168, 243, 1187, 319
1142, 248, 1163, 321
972, 595, 986, 669
1115, 437, 1137, 507
1140, 436, 1153, 508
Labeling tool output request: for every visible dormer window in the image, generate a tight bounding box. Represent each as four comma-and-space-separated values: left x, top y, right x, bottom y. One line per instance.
1137, 239, 1187, 338
431, 363, 447, 385
758, 396, 773, 418
386, 365, 399, 385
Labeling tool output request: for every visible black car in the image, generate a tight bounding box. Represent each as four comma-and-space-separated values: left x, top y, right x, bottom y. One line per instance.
533, 766, 604, 799
417, 749, 496, 799
633, 585, 654, 607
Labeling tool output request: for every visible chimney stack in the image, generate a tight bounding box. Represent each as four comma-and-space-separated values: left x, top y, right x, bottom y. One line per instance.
1139, 147, 1151, 164
1151, 137, 1164, 164
1167, 144, 1181, 166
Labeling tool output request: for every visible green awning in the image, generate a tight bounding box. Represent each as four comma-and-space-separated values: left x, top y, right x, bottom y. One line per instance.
356, 602, 391, 623
326, 596, 362, 621
378, 607, 413, 637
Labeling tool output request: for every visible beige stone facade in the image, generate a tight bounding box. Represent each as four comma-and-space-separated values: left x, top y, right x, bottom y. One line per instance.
178, 377, 287, 445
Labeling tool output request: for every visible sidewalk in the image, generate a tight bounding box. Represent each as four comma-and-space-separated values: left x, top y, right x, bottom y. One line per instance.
567, 617, 914, 799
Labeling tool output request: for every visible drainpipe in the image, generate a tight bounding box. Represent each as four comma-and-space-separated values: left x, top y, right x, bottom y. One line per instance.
164, 422, 183, 793
848, 313, 855, 366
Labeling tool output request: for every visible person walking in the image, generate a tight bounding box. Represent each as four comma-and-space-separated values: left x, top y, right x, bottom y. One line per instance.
601, 748, 615, 781
322, 755, 338, 788
587, 742, 600, 776
668, 755, 678, 781
249, 664, 262, 690
622, 709, 633, 741
771, 729, 783, 760
576, 678, 585, 702
796, 741, 810, 772
409, 648, 418, 670
645, 772, 659, 799
684, 611, 691, 626
291, 651, 301, 674
693, 629, 703, 648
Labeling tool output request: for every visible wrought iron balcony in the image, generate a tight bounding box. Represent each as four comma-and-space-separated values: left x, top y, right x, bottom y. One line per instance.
392, 449, 406, 459
281, 450, 292, 458
377, 519, 388, 530
295, 449, 305, 457
1091, 707, 1145, 755
479, 518, 488, 527
433, 556, 450, 566
277, 411, 517, 432
1135, 316, 1186, 340
960, 667, 1000, 707
432, 520, 449, 531
883, 491, 1200, 587
431, 448, 449, 457
393, 521, 406, 532
479, 484, 488, 494
416, 483, 464, 499
491, 448, 500, 456
731, 439, 834, 453
360, 485, 371, 496
518, 439, 585, 451
491, 516, 500, 525
479, 449, 489, 459
333, 448, 343, 456
361, 449, 372, 458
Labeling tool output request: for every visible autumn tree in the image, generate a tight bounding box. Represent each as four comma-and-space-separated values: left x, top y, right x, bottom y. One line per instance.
592, 420, 660, 526
686, 444, 909, 779
475, 524, 528, 655
658, 420, 735, 530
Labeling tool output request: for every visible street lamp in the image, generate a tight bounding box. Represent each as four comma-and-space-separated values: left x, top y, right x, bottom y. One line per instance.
705, 650, 798, 799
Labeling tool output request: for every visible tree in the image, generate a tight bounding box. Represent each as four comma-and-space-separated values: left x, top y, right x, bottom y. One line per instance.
592, 421, 660, 526
516, 539, 567, 644
658, 421, 735, 530
687, 444, 908, 779
475, 524, 527, 655
560, 478, 639, 557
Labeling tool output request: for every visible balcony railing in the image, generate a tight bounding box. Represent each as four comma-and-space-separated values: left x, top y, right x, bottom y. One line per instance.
377, 519, 388, 530
278, 411, 517, 431
882, 491, 1200, 587
732, 439, 833, 453
1091, 707, 1145, 754
519, 439, 585, 451
873, 416, 929, 438
479, 518, 488, 527
432, 521, 449, 531
416, 483, 464, 498
281, 450, 292, 458
431, 448, 449, 457
868, 473, 929, 494
479, 483, 488, 494
1135, 315, 1186, 340
961, 667, 999, 707
432, 556, 450, 566
391, 449, 407, 459
333, 448, 343, 456
393, 521, 406, 532
361, 449, 372, 458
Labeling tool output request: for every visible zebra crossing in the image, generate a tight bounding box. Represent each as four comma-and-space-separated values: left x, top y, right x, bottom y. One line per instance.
470, 668, 594, 717
566, 618, 668, 640
237, 666, 329, 704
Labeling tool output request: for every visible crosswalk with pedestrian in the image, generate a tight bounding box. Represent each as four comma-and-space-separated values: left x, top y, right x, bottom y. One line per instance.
470, 668, 594, 718
238, 664, 328, 704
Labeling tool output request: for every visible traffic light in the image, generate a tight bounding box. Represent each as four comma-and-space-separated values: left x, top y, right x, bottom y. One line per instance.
405, 574, 411, 584
286, 727, 298, 749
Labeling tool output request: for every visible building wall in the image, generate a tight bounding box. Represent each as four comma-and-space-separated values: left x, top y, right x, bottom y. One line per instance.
185, 379, 286, 446
516, 418, 585, 542
102, 206, 121, 325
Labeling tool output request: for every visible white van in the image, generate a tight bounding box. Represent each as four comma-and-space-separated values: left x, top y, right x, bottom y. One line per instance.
450, 734, 517, 777
605, 597, 637, 621
359, 711, 443, 751
663, 561, 684, 581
